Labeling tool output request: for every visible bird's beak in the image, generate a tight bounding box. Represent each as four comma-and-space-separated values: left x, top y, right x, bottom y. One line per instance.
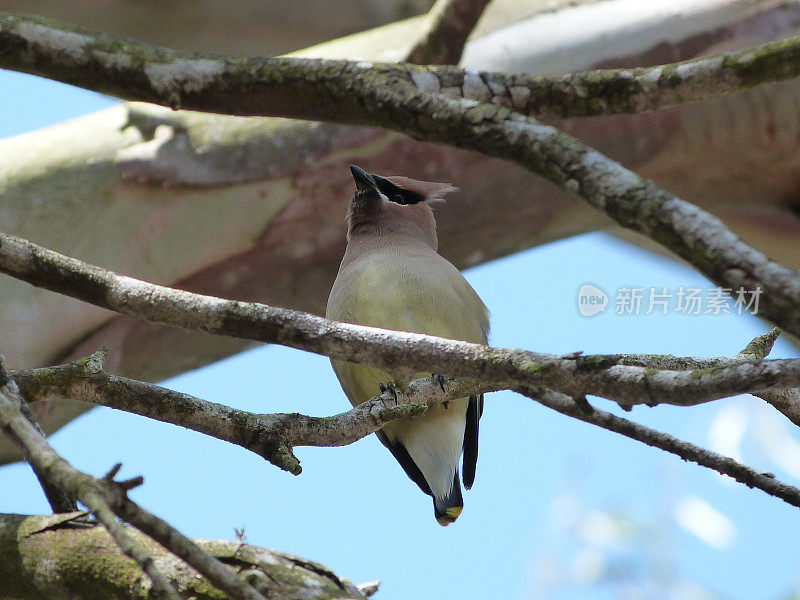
349, 165, 377, 191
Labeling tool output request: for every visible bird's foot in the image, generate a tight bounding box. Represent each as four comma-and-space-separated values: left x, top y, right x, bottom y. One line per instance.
379, 381, 398, 404
431, 374, 449, 409
431, 373, 446, 392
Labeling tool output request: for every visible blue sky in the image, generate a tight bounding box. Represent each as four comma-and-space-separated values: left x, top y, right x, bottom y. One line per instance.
2, 68, 799, 599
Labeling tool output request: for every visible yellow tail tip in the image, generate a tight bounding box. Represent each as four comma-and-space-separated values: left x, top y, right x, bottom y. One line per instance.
436, 506, 463, 526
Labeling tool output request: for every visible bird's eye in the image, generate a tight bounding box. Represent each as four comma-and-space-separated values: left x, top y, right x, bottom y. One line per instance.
393, 193, 405, 204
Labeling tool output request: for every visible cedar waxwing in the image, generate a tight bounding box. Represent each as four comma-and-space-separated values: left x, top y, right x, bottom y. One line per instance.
326, 165, 489, 525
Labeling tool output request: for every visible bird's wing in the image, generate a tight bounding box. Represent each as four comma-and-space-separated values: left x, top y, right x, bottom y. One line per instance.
462, 394, 482, 489
374, 430, 432, 496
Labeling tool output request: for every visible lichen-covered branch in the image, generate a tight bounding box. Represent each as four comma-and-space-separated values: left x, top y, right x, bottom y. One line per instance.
13, 343, 800, 512
406, 0, 491, 65
0, 512, 370, 600
3, 231, 800, 415
601, 328, 781, 372
605, 327, 800, 424
437, 33, 800, 117
2, 14, 799, 338
734, 328, 800, 427
521, 386, 800, 508
10, 330, 797, 478
6, 13, 800, 119
10, 349, 496, 474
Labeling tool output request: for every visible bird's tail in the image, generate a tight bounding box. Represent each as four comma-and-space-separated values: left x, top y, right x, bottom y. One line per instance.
433, 470, 464, 526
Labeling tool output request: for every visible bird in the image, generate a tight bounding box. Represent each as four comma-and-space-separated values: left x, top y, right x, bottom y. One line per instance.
326, 164, 489, 525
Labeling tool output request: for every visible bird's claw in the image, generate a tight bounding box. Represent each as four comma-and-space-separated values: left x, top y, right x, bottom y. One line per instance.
431, 373, 446, 392
379, 381, 398, 404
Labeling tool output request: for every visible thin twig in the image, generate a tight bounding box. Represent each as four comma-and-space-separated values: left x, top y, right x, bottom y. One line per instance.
112, 497, 268, 600
0, 356, 77, 512
738, 328, 782, 359
0, 375, 269, 600
0, 377, 181, 598
88, 496, 180, 600
357, 581, 381, 597
520, 386, 800, 509
606, 328, 783, 371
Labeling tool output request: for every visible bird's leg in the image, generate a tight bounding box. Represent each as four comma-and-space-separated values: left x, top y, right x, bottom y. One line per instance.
431, 373, 446, 392
430, 374, 449, 409
379, 381, 398, 404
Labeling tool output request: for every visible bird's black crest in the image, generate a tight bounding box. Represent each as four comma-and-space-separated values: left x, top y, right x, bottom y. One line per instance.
371, 174, 426, 205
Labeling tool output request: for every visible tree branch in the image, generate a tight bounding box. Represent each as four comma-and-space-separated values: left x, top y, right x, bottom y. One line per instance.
405, 0, 491, 65
6, 13, 800, 119
603, 328, 800, 426
733, 328, 800, 427
606, 328, 782, 372
10, 349, 496, 474
0, 371, 181, 599
754, 387, 800, 428
2, 14, 799, 338
3, 12, 800, 516
0, 364, 272, 600
6, 297, 800, 512
11, 329, 796, 475
2, 231, 800, 407
521, 386, 800, 508
445, 33, 800, 118
11, 340, 800, 512
0, 355, 78, 513
0, 512, 369, 600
